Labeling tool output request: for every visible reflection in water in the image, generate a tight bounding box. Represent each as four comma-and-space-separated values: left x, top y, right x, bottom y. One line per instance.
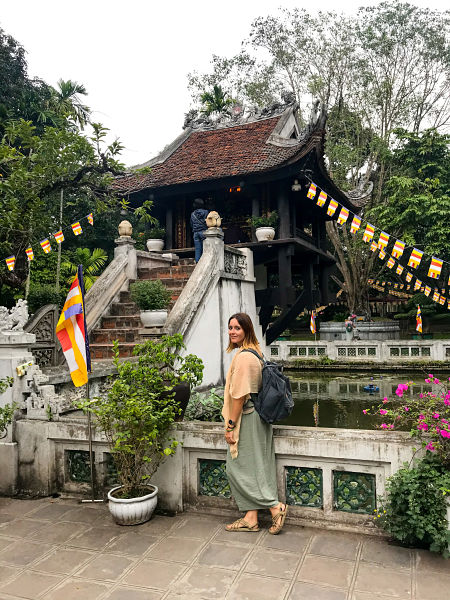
284, 371, 428, 429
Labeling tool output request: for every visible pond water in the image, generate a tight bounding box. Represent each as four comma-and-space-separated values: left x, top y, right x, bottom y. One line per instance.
284, 370, 434, 429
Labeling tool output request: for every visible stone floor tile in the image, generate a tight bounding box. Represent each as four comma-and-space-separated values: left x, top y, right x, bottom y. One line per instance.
170, 565, 231, 599
297, 555, 354, 589
33, 548, 94, 575
106, 587, 163, 600
173, 517, 221, 539
0, 499, 45, 517
68, 526, 119, 550
105, 532, 160, 556
354, 563, 411, 597
123, 559, 185, 590
46, 578, 111, 600
260, 528, 312, 553
309, 532, 361, 561
0, 571, 62, 599
31, 502, 78, 521
0, 537, 14, 552
228, 573, 289, 600
361, 539, 411, 569
148, 536, 204, 563
0, 566, 20, 586
31, 520, 90, 544
245, 547, 300, 579
0, 498, 13, 510
0, 518, 47, 539
137, 515, 180, 536
416, 571, 450, 600
0, 539, 54, 566
416, 549, 450, 574
77, 552, 136, 581
352, 593, 411, 600
195, 541, 250, 571
289, 581, 348, 600
62, 506, 109, 524
0, 514, 15, 525
212, 527, 264, 545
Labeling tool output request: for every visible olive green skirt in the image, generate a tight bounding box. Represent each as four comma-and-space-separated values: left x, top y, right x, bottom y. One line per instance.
226, 410, 279, 511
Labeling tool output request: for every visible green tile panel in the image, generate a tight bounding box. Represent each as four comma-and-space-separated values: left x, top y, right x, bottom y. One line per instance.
285, 466, 323, 508
333, 470, 376, 514
198, 459, 231, 498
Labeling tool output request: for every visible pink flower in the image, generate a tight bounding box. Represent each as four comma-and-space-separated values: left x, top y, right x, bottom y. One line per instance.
441, 419, 448, 424
434, 379, 440, 384
441, 430, 450, 438
433, 413, 440, 419
425, 379, 431, 383
403, 406, 410, 411
382, 398, 389, 404
428, 374, 434, 378
363, 409, 368, 415
419, 393, 424, 399
425, 442, 435, 452
380, 423, 388, 429
444, 398, 450, 407
419, 414, 425, 420
418, 422, 429, 431
380, 409, 388, 415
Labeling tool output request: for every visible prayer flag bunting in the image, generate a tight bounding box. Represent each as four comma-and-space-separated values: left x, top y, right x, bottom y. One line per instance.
396, 264, 404, 275
5, 256, 15, 271
440, 296, 446, 305
394, 283, 398, 289
363, 223, 375, 243
337, 207, 349, 225
310, 310, 316, 334
442, 288, 446, 295
327, 199, 338, 216
307, 183, 317, 199
407, 285, 411, 290
378, 231, 390, 250
350, 215, 361, 234
424, 285, 431, 297
87, 213, 94, 225
406, 271, 413, 283
433, 290, 440, 302
25, 247, 34, 261
56, 266, 91, 387
317, 190, 327, 207
448, 301, 450, 310
428, 257, 443, 279
408, 248, 423, 269
71, 222, 82, 236
54, 230, 64, 244
387, 257, 395, 269
392, 239, 405, 259
400, 284, 404, 289
40, 239, 51, 254
416, 305, 422, 333
379, 249, 386, 260
370, 240, 378, 252
448, 275, 450, 287
414, 279, 422, 291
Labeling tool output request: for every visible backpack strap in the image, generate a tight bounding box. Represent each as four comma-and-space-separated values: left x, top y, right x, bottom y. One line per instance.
241, 348, 265, 364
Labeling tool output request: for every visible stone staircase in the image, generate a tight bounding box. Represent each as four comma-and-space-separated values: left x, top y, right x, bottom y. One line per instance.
89, 259, 196, 360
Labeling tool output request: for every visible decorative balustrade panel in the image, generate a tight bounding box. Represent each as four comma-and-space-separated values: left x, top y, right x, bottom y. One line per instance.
198, 459, 231, 498
285, 466, 323, 508
224, 251, 247, 277
66, 450, 92, 483
333, 470, 376, 514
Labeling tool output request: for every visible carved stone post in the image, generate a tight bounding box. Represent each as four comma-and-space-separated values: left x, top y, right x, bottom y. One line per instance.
114, 220, 137, 281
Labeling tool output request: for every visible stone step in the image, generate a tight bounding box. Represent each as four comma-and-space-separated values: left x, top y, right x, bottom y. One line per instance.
178, 258, 196, 266
102, 315, 141, 329
110, 302, 139, 316
90, 343, 137, 360
91, 328, 141, 343
137, 265, 195, 278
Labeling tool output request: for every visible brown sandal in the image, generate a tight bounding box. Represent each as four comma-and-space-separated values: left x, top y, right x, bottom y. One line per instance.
269, 503, 288, 535
225, 518, 260, 532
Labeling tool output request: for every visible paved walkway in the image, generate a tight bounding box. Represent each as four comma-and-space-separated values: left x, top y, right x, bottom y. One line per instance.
0, 497, 448, 600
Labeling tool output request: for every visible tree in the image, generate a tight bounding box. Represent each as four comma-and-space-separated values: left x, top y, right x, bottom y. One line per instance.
62, 247, 108, 290
200, 85, 233, 116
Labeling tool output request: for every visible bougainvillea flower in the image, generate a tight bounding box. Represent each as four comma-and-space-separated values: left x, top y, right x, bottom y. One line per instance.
425, 442, 435, 451
382, 398, 389, 404
418, 422, 428, 431
362, 409, 368, 414
403, 406, 410, 411
441, 430, 450, 438
380, 409, 388, 415
433, 413, 440, 419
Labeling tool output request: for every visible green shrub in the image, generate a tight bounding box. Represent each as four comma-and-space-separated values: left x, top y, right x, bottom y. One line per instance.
374, 456, 450, 556
130, 280, 171, 310
147, 224, 166, 239
248, 210, 279, 229
27, 284, 64, 313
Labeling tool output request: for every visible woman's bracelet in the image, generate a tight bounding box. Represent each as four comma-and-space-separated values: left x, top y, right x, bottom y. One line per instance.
226, 425, 235, 432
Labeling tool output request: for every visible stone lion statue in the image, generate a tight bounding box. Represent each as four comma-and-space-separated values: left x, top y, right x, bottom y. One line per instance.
0, 299, 29, 332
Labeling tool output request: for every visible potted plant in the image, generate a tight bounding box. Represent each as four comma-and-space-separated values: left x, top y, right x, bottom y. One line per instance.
146, 223, 166, 252
130, 279, 172, 327
78, 335, 203, 525
248, 211, 279, 241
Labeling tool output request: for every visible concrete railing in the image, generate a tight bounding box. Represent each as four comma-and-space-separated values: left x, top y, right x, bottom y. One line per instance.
270, 339, 450, 363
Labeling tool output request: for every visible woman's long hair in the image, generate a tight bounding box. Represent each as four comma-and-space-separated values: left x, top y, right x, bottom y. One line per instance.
226, 312, 262, 354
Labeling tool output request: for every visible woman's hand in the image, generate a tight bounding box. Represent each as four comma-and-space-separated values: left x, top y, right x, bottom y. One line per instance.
225, 430, 236, 445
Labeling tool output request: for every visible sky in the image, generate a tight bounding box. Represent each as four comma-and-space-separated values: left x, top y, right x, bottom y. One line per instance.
1, 0, 448, 167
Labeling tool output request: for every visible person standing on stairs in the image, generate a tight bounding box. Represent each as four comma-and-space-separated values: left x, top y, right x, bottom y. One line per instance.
190, 198, 209, 262
223, 312, 288, 535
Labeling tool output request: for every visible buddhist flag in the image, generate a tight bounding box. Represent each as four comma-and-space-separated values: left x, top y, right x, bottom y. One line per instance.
370, 241, 378, 252
394, 283, 398, 289
40, 238, 51, 253
442, 288, 446, 295
448, 275, 450, 287
71, 222, 82, 236
396, 264, 404, 276
363, 223, 375, 243
400, 284, 404, 289
87, 213, 94, 225
5, 256, 15, 271
387, 257, 395, 269
448, 301, 450, 310
406, 271, 413, 283
424, 285, 431, 297
377, 231, 389, 250
25, 247, 34, 261
428, 257, 443, 279
392, 239, 405, 259
414, 279, 422, 291
433, 290, 440, 302
408, 248, 423, 269
350, 215, 361, 234
327, 199, 338, 216
317, 190, 327, 207
54, 230, 64, 244
416, 305, 422, 333
407, 285, 410, 290
307, 183, 317, 199
440, 296, 445, 305
56, 266, 91, 387
379, 249, 386, 260
310, 310, 316, 334
337, 207, 349, 225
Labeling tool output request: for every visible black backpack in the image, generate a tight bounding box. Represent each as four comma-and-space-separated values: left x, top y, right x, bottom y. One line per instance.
242, 349, 294, 424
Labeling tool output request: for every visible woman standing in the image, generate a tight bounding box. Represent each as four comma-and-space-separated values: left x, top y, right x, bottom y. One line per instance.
223, 312, 287, 534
